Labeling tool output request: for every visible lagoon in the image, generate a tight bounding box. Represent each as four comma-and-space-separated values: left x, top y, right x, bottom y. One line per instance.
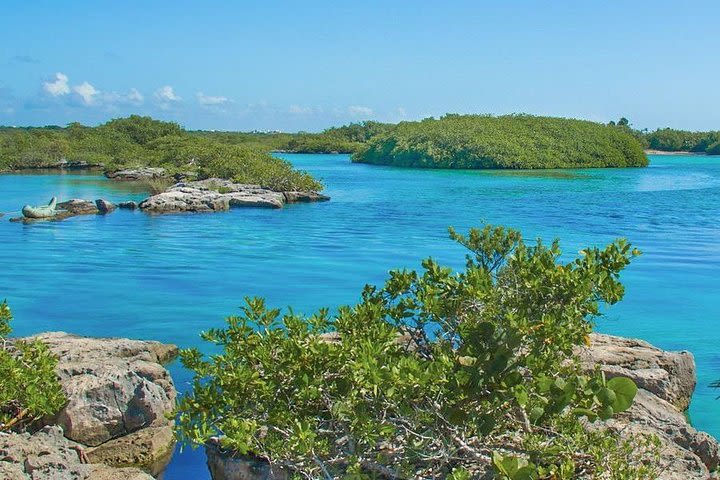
1, 154, 719, 478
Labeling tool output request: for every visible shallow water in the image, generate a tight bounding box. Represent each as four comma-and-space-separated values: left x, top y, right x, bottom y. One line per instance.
1, 154, 719, 478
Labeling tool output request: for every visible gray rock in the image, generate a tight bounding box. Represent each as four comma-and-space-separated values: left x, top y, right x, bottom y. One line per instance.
95, 199, 117, 214
118, 201, 138, 210
139, 179, 287, 213
283, 191, 330, 203
57, 199, 100, 215
583, 334, 720, 479
206, 438, 288, 480
580, 333, 696, 410
0, 425, 153, 480
106, 167, 168, 181
19, 332, 178, 474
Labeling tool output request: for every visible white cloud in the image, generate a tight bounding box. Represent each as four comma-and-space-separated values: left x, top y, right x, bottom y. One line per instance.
397, 107, 407, 118
43, 72, 70, 96
73, 81, 99, 105
289, 104, 313, 114
127, 88, 144, 104
197, 92, 230, 106
155, 85, 181, 103
348, 105, 373, 117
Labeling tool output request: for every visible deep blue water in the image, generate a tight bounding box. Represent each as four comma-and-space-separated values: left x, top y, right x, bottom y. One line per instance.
1, 154, 719, 478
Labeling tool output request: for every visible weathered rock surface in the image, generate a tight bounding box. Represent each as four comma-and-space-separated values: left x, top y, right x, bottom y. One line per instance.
206, 438, 288, 480
18, 332, 179, 475
106, 167, 168, 181
0, 425, 153, 480
10, 159, 104, 171
138, 178, 328, 214
582, 333, 720, 479
119, 201, 138, 210
95, 199, 117, 214
580, 333, 696, 410
58, 199, 100, 215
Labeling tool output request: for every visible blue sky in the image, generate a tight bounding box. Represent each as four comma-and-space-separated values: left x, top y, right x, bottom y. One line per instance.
1, 0, 719, 132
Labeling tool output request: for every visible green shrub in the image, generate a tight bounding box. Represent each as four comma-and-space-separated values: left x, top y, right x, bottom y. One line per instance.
0, 301, 65, 431
176, 225, 652, 479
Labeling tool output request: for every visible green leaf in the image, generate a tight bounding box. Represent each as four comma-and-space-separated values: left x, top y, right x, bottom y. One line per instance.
607, 376, 638, 413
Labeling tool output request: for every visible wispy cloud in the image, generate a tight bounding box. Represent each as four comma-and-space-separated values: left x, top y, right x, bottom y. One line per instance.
197, 92, 230, 106
43, 73, 70, 97
127, 88, 144, 105
348, 105, 373, 118
289, 104, 314, 114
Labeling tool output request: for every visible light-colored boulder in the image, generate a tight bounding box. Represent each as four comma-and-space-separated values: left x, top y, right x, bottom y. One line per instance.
0, 425, 153, 480
19, 332, 178, 474
580, 333, 696, 410
106, 167, 168, 181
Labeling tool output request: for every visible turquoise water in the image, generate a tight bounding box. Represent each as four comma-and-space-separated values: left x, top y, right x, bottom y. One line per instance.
1, 154, 719, 478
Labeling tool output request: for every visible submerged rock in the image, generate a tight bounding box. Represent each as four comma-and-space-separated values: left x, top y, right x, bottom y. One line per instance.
138, 178, 327, 214
118, 201, 138, 210
18, 332, 179, 476
106, 167, 168, 181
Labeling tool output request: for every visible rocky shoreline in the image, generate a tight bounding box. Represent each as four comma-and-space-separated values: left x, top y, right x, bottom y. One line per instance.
1, 332, 716, 479
9, 172, 329, 223
1, 332, 178, 479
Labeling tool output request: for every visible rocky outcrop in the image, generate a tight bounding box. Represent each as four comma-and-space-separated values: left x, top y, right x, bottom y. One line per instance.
119, 201, 138, 210
206, 438, 288, 480
582, 333, 719, 479
58, 199, 100, 215
10, 159, 104, 171
16, 332, 179, 476
106, 167, 169, 181
0, 425, 154, 480
138, 178, 329, 214
95, 199, 117, 214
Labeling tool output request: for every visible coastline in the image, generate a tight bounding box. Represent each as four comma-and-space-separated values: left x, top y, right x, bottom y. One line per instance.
645, 149, 708, 156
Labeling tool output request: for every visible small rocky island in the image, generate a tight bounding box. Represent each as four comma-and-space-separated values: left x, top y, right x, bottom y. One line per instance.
11, 168, 329, 223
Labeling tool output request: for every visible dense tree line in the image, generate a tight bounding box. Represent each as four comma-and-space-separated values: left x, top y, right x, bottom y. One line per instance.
607, 117, 720, 154
352, 115, 649, 169
0, 116, 323, 192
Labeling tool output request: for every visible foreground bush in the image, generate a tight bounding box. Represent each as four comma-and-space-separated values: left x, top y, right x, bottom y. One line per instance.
0, 301, 64, 431
353, 114, 648, 169
176, 225, 656, 479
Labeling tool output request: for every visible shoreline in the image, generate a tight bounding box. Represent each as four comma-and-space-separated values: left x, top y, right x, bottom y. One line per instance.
644, 149, 709, 156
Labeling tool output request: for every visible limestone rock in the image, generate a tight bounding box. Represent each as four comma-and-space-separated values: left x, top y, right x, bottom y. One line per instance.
57, 199, 100, 215
95, 199, 117, 214
0, 425, 153, 480
106, 167, 168, 181
19, 332, 178, 474
118, 201, 138, 210
580, 333, 696, 410
205, 438, 288, 480
283, 191, 330, 203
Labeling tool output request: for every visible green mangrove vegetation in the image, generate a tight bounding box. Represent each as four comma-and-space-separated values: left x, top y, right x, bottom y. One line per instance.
0, 116, 323, 192
0, 300, 64, 432
352, 115, 649, 169
176, 225, 655, 479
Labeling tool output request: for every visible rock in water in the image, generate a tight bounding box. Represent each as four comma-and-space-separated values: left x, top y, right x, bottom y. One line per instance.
95, 199, 117, 214
57, 199, 100, 215
106, 167, 168, 181
118, 201, 138, 210
138, 178, 328, 214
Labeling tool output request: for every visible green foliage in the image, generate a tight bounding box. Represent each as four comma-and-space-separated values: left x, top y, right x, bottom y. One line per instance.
644, 128, 720, 153
0, 300, 65, 431
0, 116, 323, 192
175, 225, 652, 478
353, 114, 649, 169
